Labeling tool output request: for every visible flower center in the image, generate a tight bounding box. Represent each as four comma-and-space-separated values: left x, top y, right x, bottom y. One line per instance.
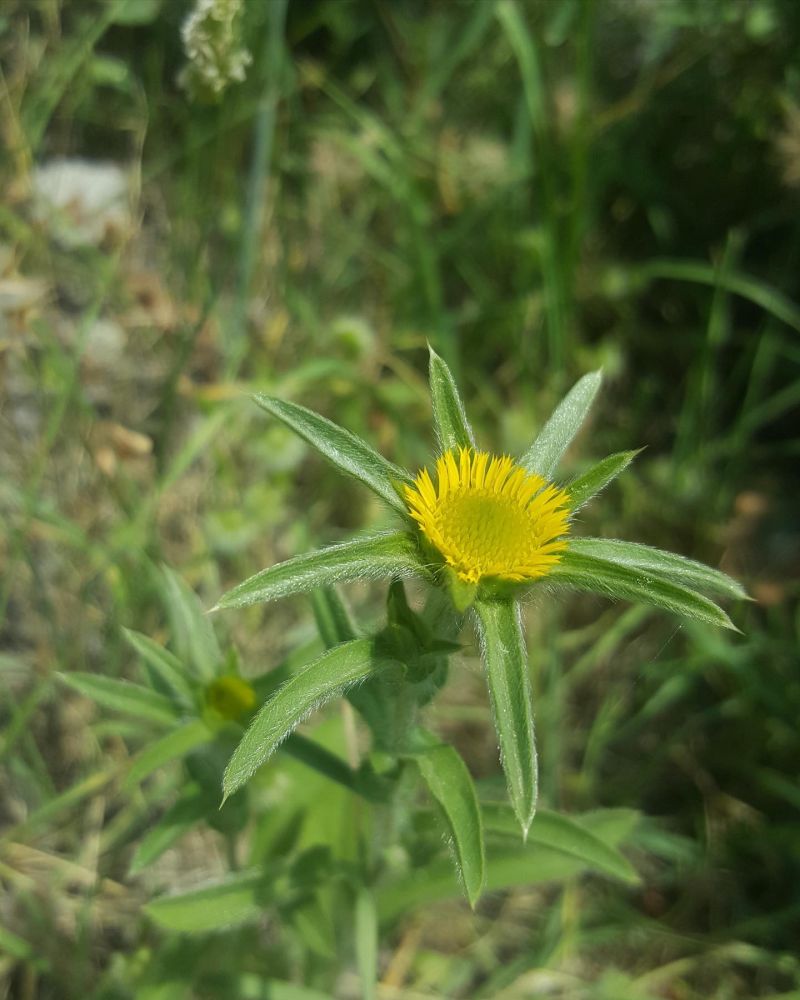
404, 447, 571, 584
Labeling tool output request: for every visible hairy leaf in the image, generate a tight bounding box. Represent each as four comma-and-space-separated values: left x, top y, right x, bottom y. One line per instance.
473, 600, 537, 836
212, 532, 421, 611
548, 549, 737, 630
428, 345, 475, 452
520, 370, 602, 479
222, 640, 398, 800
252, 394, 411, 512
58, 672, 179, 725
566, 450, 640, 510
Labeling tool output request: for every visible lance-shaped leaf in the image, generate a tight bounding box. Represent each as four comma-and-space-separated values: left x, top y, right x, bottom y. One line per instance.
482, 803, 639, 884
252, 394, 412, 512
161, 567, 221, 680
411, 737, 485, 907
520, 370, 602, 479
58, 673, 180, 726
122, 627, 196, 706
130, 784, 210, 874
548, 549, 737, 630
428, 345, 475, 452
212, 532, 420, 611
566, 538, 748, 601
566, 450, 640, 510
473, 600, 538, 837
222, 639, 399, 801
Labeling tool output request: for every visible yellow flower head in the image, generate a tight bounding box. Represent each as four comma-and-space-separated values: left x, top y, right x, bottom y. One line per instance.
404, 447, 571, 585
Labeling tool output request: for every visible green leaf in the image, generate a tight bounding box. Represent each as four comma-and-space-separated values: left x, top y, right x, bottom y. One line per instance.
310, 587, 358, 648
126, 719, 211, 788
160, 567, 221, 680
122, 628, 196, 705
428, 345, 475, 451
145, 871, 270, 931
212, 532, 421, 611
548, 549, 737, 630
473, 600, 537, 836
354, 889, 378, 1000
129, 784, 209, 874
252, 394, 412, 512
519, 370, 602, 479
482, 804, 639, 884
566, 537, 748, 601
566, 450, 640, 510
222, 640, 398, 801
58, 673, 179, 726
412, 738, 485, 907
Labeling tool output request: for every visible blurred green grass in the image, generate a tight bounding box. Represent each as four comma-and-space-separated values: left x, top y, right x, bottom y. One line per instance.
1, 0, 799, 997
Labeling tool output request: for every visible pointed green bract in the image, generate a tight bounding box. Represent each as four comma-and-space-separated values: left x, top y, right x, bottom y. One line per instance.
473, 600, 538, 836
252, 393, 412, 512
482, 804, 639, 884
412, 738, 486, 907
567, 538, 748, 601
122, 627, 196, 705
428, 345, 476, 452
58, 672, 179, 726
212, 532, 421, 611
566, 450, 640, 510
222, 639, 398, 801
548, 549, 737, 630
520, 370, 602, 479
161, 567, 221, 680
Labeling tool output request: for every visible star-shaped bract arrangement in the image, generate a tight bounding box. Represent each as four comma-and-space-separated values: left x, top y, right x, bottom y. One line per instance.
214, 349, 746, 840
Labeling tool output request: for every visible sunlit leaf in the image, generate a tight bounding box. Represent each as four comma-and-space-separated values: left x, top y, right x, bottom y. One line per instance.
473, 600, 537, 836
428, 345, 475, 452
222, 640, 399, 801
252, 394, 412, 512
126, 719, 211, 787
519, 370, 602, 479
566, 450, 640, 510
548, 549, 737, 630
212, 532, 421, 611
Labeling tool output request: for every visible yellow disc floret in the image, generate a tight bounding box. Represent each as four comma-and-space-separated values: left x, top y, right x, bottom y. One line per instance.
403, 447, 571, 584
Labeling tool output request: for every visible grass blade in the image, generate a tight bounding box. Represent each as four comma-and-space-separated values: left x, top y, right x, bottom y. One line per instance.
413, 740, 486, 907
428, 345, 476, 451
566, 450, 640, 510
145, 871, 270, 932
161, 567, 221, 680
212, 532, 420, 611
355, 888, 378, 1000
519, 371, 602, 479
548, 549, 737, 630
252, 394, 412, 512
473, 600, 537, 836
121, 628, 196, 705
567, 537, 748, 601
222, 640, 397, 801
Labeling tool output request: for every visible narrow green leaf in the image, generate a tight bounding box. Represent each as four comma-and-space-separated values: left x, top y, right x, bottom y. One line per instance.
548, 549, 737, 630
473, 600, 537, 836
354, 889, 378, 1000
412, 739, 485, 907
58, 672, 179, 725
126, 719, 211, 788
519, 370, 602, 479
145, 871, 269, 931
428, 345, 475, 451
129, 784, 209, 874
566, 537, 748, 601
222, 640, 398, 800
310, 587, 358, 647
122, 627, 196, 705
160, 567, 221, 680
212, 532, 421, 611
252, 394, 412, 512
566, 450, 640, 510
482, 804, 639, 884
282, 733, 384, 802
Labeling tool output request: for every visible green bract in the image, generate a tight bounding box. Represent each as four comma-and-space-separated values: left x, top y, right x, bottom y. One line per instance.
215, 348, 746, 839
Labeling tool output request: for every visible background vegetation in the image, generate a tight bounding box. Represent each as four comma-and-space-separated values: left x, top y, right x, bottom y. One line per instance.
1, 0, 799, 997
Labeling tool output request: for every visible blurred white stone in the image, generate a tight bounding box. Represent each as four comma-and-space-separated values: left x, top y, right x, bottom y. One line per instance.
31, 159, 131, 248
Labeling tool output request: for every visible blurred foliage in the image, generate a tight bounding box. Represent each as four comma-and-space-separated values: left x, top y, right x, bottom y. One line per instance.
1, 0, 799, 997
